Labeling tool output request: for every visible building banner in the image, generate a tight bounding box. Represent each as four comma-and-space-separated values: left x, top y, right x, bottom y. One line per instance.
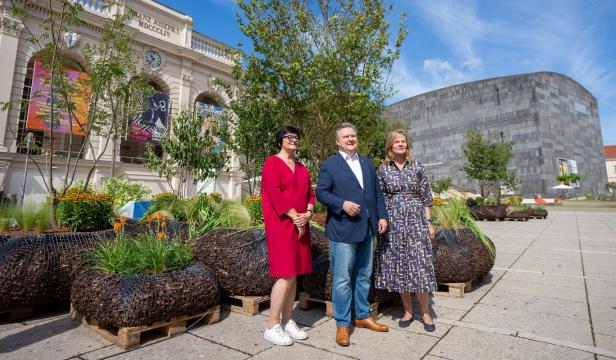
195, 101, 224, 153
128, 92, 170, 141
26, 60, 90, 136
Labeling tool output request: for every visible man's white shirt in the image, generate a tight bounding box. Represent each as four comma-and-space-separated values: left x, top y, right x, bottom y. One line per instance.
339, 150, 364, 189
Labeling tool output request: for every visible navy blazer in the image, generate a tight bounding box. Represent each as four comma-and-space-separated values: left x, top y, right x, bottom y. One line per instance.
316, 153, 388, 243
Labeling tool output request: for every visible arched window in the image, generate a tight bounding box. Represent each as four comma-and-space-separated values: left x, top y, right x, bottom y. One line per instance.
17, 55, 87, 158
120, 80, 167, 164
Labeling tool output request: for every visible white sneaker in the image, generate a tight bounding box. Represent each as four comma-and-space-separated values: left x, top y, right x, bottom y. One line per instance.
264, 323, 293, 345
283, 319, 308, 340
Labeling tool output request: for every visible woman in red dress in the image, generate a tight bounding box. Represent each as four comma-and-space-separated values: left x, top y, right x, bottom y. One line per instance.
261, 126, 314, 346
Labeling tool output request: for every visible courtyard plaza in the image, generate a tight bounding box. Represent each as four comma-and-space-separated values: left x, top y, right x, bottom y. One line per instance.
1, 210, 615, 359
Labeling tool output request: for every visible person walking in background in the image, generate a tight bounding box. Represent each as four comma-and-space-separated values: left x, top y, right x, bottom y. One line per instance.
374, 129, 437, 332
261, 126, 315, 345
316, 123, 389, 347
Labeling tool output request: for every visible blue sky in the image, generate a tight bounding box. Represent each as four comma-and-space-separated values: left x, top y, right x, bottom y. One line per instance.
160, 0, 616, 145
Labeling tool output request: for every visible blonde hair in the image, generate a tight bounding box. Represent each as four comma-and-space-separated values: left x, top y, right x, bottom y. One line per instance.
384, 130, 413, 163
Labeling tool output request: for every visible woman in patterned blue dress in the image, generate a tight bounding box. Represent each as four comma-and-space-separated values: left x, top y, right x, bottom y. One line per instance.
374, 130, 437, 332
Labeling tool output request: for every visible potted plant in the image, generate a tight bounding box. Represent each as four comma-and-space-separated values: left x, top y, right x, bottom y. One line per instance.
70, 218, 220, 329
432, 198, 495, 283
0, 192, 116, 317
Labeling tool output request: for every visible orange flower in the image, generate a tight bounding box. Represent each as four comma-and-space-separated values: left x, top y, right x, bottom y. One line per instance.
146, 215, 153, 223
155, 211, 163, 220
157, 231, 166, 240
113, 222, 122, 233
161, 220, 168, 229
119, 216, 127, 224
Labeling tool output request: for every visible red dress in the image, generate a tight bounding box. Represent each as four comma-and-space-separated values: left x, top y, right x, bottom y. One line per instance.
261, 155, 315, 277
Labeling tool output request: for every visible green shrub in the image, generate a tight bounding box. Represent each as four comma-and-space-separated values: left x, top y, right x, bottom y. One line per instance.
243, 195, 263, 226
505, 195, 523, 206
506, 204, 528, 213
313, 200, 327, 214
430, 177, 453, 195
57, 190, 114, 232
89, 233, 192, 275
142, 193, 187, 222
432, 198, 494, 257
35, 204, 51, 233
102, 176, 152, 208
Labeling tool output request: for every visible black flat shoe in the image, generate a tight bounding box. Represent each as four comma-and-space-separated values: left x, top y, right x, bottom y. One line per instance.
422, 321, 435, 332
398, 318, 414, 328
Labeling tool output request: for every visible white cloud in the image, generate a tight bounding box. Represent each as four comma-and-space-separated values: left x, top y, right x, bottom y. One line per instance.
388, 55, 431, 102
413, 0, 484, 71
423, 58, 469, 85
388, 56, 472, 103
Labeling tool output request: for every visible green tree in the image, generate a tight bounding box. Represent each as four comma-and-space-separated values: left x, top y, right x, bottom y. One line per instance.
430, 177, 453, 196
462, 131, 514, 200
233, 0, 407, 175
503, 170, 520, 193
145, 108, 232, 197
225, 94, 284, 195
79, 3, 154, 183
3, 1, 150, 223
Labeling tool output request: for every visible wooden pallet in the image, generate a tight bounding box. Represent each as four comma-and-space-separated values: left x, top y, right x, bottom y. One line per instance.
223, 295, 271, 316
0, 307, 34, 322
477, 218, 504, 222
70, 304, 220, 349
505, 217, 529, 221
297, 292, 386, 319
434, 278, 476, 298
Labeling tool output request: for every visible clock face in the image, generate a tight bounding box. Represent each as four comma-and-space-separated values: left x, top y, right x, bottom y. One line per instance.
144, 50, 162, 69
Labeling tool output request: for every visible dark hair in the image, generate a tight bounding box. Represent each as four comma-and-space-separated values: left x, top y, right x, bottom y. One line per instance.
275, 125, 303, 148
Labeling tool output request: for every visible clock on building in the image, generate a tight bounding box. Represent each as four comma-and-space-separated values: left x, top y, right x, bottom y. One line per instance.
144, 50, 162, 69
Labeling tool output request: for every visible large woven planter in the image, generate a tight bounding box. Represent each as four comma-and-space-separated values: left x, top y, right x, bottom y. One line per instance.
0, 230, 115, 312
193, 228, 275, 296
505, 209, 532, 221
529, 207, 548, 219
469, 205, 507, 221
70, 262, 220, 328
432, 227, 495, 283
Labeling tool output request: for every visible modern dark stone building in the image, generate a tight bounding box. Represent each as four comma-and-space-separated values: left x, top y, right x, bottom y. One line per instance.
386, 72, 608, 197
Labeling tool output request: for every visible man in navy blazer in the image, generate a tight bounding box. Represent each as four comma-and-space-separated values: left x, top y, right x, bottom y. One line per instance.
316, 123, 389, 347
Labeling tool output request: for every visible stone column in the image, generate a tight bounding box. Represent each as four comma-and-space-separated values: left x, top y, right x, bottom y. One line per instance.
0, 9, 24, 151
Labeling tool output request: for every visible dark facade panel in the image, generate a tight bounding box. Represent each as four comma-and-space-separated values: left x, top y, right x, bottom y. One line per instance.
386, 72, 608, 196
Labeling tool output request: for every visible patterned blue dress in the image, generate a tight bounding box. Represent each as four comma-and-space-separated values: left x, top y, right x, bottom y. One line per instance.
374, 159, 437, 293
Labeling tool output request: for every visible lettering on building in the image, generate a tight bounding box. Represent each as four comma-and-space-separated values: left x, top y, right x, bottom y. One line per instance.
136, 12, 180, 38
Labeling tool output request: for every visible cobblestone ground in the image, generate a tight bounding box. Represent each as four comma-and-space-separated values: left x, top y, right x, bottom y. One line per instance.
1, 211, 615, 359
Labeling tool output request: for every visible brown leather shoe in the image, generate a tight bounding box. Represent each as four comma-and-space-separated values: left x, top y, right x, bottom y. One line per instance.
336, 326, 350, 346
354, 317, 389, 332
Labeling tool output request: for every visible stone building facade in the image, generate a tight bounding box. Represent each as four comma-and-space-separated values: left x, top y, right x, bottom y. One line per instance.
0, 0, 243, 201
386, 72, 608, 197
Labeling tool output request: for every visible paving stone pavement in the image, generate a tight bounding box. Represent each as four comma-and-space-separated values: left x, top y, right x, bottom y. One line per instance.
1, 211, 616, 359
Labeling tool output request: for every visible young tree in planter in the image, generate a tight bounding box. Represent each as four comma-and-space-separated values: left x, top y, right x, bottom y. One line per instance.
233, 0, 407, 174
145, 108, 232, 197
462, 131, 513, 201
430, 177, 453, 197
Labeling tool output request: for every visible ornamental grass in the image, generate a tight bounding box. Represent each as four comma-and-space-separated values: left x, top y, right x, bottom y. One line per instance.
89, 219, 192, 275
432, 198, 495, 257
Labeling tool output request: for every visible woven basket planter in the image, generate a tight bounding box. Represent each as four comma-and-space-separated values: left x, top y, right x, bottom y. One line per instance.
432, 227, 495, 283
70, 262, 220, 328
0, 230, 115, 312
469, 205, 507, 221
